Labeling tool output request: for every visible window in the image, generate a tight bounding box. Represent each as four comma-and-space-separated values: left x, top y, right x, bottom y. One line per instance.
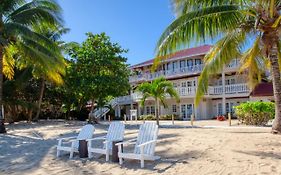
151, 106, 155, 115
187, 81, 192, 87
226, 102, 235, 114
225, 78, 235, 85
146, 106, 150, 115
181, 104, 186, 118
180, 60, 186, 68
181, 82, 187, 87
173, 83, 177, 88
172, 105, 177, 113
187, 60, 193, 67
195, 59, 202, 65
172, 61, 177, 71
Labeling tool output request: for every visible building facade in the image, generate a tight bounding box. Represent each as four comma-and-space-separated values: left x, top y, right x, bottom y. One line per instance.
114, 45, 273, 120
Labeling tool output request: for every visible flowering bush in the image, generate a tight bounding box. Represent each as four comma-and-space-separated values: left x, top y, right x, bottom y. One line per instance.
216, 115, 226, 121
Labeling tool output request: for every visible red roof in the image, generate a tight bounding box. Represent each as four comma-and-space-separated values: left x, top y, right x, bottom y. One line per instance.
131, 45, 212, 69
250, 83, 273, 97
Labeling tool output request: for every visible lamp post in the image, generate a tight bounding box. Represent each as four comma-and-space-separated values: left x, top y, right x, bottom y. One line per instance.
0, 105, 6, 133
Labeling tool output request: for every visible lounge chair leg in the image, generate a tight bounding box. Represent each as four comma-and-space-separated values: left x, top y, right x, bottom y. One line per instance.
88, 152, 93, 158
140, 147, 144, 168
119, 157, 123, 165
69, 150, 74, 159
106, 152, 109, 162
141, 159, 144, 168
56, 150, 60, 157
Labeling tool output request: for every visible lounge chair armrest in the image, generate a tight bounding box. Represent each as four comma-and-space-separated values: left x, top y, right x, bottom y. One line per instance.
115, 138, 137, 146
86, 136, 106, 141
57, 136, 77, 141
137, 140, 157, 148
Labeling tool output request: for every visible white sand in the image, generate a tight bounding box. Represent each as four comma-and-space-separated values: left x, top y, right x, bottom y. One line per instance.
1, 120, 281, 175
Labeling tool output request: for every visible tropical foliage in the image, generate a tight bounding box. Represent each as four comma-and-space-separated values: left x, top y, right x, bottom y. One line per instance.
157, 0, 281, 133
235, 101, 275, 125
61, 32, 130, 115
0, 0, 63, 121
137, 77, 179, 125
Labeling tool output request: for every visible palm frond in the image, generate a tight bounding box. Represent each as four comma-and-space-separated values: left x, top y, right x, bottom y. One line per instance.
6, 0, 63, 26
195, 29, 246, 106
239, 37, 263, 88
156, 5, 243, 59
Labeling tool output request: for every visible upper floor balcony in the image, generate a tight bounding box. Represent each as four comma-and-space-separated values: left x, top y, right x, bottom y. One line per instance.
129, 59, 240, 83
116, 83, 250, 104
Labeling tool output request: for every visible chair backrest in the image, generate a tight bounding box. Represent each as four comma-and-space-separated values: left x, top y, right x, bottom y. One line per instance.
74, 124, 95, 148
134, 122, 158, 155
104, 121, 125, 150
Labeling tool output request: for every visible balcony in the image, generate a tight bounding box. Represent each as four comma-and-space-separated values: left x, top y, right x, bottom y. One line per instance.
129, 64, 204, 83
116, 83, 250, 105
129, 59, 239, 83
208, 83, 249, 95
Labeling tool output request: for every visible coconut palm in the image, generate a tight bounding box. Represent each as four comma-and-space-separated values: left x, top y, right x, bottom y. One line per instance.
157, 0, 281, 133
0, 0, 63, 129
25, 24, 68, 121
137, 77, 180, 125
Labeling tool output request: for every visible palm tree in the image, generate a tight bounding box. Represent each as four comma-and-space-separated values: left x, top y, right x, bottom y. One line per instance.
0, 0, 63, 130
137, 77, 180, 125
157, 0, 281, 133
28, 25, 68, 121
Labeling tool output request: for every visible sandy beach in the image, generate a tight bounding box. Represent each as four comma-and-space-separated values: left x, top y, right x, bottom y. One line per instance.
1, 120, 281, 175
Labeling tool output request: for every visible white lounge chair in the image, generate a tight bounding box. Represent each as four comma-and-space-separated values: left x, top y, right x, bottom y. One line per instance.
56, 124, 95, 159
87, 121, 125, 161
116, 122, 160, 168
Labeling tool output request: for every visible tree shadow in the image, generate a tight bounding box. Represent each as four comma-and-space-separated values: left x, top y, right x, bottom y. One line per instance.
234, 150, 281, 160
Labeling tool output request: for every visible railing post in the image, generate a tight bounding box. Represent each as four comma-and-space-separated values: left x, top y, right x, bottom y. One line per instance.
124, 114, 126, 123
172, 114, 174, 125
228, 113, 231, 126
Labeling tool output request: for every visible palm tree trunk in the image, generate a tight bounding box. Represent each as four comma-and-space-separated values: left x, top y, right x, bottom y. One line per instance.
0, 46, 6, 133
155, 98, 159, 126
34, 78, 45, 121
269, 44, 281, 134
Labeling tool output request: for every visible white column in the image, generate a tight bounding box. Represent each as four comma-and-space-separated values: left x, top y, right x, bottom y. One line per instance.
222, 70, 226, 115
130, 89, 133, 110
115, 106, 118, 116
138, 103, 141, 117
117, 104, 121, 117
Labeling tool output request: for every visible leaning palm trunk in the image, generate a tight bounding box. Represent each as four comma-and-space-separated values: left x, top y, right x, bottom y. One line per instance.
268, 44, 281, 133
34, 78, 45, 121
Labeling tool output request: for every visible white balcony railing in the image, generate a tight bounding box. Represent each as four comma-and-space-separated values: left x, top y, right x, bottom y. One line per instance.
130, 60, 239, 83
116, 83, 249, 105
130, 64, 204, 83
208, 83, 249, 95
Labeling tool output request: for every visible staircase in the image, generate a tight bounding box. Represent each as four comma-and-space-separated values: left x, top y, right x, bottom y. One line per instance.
92, 99, 118, 119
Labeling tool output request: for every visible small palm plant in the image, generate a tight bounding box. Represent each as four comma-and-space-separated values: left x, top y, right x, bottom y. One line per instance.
137, 77, 180, 125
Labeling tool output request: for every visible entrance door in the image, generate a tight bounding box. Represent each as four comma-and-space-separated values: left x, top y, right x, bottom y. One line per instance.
181, 104, 194, 120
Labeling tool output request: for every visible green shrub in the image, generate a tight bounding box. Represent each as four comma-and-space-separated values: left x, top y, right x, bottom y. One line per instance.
138, 114, 180, 120
138, 115, 155, 120
160, 114, 179, 120
234, 101, 275, 126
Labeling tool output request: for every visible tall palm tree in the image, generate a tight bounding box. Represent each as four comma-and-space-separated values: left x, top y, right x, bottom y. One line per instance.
24, 25, 68, 121
137, 77, 180, 125
0, 0, 63, 129
157, 0, 281, 133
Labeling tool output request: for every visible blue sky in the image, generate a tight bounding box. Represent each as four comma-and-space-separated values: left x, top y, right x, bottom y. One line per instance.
59, 0, 175, 66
